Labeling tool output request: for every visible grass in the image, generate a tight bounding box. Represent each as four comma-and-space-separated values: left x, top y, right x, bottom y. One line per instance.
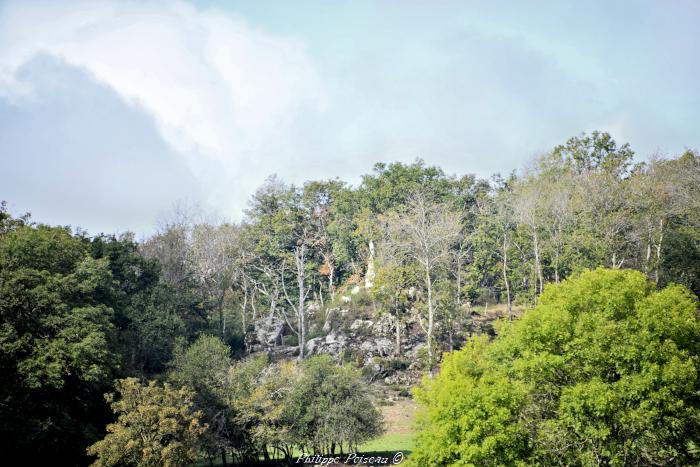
357, 431, 414, 453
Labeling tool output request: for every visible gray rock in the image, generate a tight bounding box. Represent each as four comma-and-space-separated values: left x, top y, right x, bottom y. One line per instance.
350, 319, 374, 330
254, 315, 285, 347
375, 338, 394, 357
305, 337, 322, 355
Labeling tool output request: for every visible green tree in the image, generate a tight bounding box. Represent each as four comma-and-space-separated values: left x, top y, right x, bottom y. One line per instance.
412, 268, 700, 466
0, 223, 119, 463
87, 378, 206, 467
169, 335, 234, 465
285, 355, 384, 454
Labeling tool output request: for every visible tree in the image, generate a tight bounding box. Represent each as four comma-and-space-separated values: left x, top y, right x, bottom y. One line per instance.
385, 192, 461, 373
0, 223, 119, 464
303, 179, 347, 302
285, 355, 384, 455
189, 223, 239, 338
87, 378, 206, 467
371, 258, 418, 356
169, 335, 234, 466
411, 268, 700, 466
244, 176, 318, 359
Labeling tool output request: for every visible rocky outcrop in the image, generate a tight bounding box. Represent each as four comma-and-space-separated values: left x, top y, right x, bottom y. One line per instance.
305, 330, 348, 356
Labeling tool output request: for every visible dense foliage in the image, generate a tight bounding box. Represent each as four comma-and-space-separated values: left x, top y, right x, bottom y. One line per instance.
411, 269, 700, 466
167, 340, 382, 464
87, 378, 206, 467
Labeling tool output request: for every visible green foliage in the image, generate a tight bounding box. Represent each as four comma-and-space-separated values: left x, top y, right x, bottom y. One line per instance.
412, 269, 700, 466
222, 355, 383, 460
0, 223, 119, 463
168, 335, 234, 457
87, 378, 206, 467
286, 355, 384, 454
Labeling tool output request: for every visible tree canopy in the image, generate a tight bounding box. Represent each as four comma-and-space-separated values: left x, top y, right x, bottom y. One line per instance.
411, 268, 700, 466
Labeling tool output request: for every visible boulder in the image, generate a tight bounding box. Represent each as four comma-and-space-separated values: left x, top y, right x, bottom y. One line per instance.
254, 315, 285, 347
375, 338, 394, 357
305, 337, 322, 355
305, 331, 347, 357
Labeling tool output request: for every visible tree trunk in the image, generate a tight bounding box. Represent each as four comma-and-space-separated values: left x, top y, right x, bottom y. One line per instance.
329, 264, 335, 299
533, 230, 543, 297
645, 228, 652, 273
655, 218, 664, 284
297, 246, 306, 360
502, 233, 512, 321
251, 290, 258, 321
426, 268, 434, 376
241, 283, 248, 331
394, 307, 401, 357
220, 449, 228, 467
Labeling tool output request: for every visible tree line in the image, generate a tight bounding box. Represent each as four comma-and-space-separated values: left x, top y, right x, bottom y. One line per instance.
142, 131, 700, 371
1, 131, 699, 464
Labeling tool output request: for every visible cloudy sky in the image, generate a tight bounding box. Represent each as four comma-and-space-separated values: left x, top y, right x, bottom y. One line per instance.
1, 0, 699, 235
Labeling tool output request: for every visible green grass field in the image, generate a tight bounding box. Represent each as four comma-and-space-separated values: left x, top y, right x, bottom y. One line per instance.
358, 431, 414, 454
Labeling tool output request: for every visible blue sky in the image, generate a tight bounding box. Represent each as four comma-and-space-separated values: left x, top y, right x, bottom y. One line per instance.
1, 0, 699, 235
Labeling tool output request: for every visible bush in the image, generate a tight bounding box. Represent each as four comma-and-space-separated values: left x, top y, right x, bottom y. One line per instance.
386, 358, 410, 371
283, 334, 298, 347
411, 269, 700, 466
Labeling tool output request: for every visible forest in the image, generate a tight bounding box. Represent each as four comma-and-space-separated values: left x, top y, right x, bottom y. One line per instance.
1, 131, 699, 466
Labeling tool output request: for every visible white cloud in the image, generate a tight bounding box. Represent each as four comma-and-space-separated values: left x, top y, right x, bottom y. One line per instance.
0, 0, 326, 217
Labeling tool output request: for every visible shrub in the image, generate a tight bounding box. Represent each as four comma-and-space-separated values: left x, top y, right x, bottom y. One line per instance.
283, 334, 298, 347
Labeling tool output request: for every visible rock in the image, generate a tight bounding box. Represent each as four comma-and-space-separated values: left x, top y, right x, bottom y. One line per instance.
351, 285, 361, 295
350, 319, 374, 330
359, 341, 375, 354
341, 296, 351, 303
305, 337, 322, 355
305, 332, 348, 357
373, 315, 395, 337
375, 338, 394, 357
271, 345, 298, 358
325, 331, 339, 344
254, 315, 285, 347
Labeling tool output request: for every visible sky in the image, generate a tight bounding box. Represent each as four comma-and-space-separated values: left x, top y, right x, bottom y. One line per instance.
1, 0, 699, 236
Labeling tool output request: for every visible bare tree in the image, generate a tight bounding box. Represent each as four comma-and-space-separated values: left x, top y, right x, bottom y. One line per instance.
189, 223, 238, 337
280, 238, 312, 360
513, 180, 545, 300
385, 192, 461, 374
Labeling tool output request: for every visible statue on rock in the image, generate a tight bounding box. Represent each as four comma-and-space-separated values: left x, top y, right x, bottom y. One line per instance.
365, 239, 376, 289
